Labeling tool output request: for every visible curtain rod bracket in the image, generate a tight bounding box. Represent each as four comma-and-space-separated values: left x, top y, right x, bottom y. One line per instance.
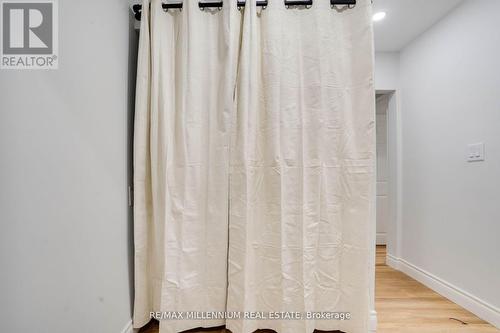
284, 0, 313, 9
199, 1, 223, 10
132, 4, 142, 20
237, 0, 268, 10
331, 0, 356, 9
163, 2, 183, 11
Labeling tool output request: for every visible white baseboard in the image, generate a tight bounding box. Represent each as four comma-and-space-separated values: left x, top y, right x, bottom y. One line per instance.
376, 233, 387, 245
386, 253, 400, 270
121, 320, 139, 333
368, 310, 377, 332
386, 254, 500, 329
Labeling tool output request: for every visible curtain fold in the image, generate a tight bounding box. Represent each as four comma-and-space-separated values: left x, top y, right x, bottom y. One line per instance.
134, 1, 375, 332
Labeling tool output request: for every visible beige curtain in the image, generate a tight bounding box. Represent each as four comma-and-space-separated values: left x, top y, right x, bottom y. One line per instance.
133, 0, 240, 332
227, 1, 375, 332
134, 1, 375, 332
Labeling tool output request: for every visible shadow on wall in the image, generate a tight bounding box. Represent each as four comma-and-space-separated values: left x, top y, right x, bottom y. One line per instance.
127, 9, 139, 317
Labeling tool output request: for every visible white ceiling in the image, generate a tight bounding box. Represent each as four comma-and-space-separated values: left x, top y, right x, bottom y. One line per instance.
373, 0, 463, 52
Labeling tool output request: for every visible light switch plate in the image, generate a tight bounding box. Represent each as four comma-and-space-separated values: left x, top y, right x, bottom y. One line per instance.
467, 143, 485, 162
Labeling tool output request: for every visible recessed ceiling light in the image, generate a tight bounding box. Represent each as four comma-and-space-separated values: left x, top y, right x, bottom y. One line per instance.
373, 11, 386, 22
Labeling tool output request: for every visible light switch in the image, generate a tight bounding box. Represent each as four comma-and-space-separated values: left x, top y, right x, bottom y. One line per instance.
467, 143, 485, 162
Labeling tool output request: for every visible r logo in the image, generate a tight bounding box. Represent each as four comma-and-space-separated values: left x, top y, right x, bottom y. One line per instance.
2, 2, 53, 54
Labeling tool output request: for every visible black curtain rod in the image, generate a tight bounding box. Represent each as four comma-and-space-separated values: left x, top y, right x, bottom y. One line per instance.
133, 0, 356, 20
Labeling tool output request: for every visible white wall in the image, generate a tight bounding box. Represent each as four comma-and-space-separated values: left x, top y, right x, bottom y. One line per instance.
0, 1, 137, 332
397, 0, 500, 326
374, 52, 399, 91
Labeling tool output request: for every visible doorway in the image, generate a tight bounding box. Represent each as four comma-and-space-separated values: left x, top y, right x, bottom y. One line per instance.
376, 94, 389, 245
374, 90, 401, 259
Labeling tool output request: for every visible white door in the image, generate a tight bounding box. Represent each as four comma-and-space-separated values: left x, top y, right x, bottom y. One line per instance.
376, 95, 389, 245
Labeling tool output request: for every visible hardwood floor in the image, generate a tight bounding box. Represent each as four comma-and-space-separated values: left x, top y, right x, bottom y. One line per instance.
375, 245, 498, 333
139, 246, 499, 333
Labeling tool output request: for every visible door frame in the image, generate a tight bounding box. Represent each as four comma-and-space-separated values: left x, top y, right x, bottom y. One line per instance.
375, 89, 402, 261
